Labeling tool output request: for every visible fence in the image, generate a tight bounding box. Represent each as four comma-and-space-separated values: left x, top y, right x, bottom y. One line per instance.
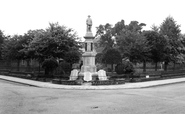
1, 60, 185, 75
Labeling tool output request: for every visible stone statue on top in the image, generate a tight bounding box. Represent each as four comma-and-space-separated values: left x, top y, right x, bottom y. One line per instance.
86, 15, 92, 32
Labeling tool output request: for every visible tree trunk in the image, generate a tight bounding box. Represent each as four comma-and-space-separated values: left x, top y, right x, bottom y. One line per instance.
10, 60, 13, 71
26, 59, 31, 72
111, 63, 113, 72
105, 63, 107, 67
39, 62, 41, 73
155, 62, 158, 71
17, 60, 20, 71
143, 60, 146, 72
164, 61, 168, 71
173, 61, 176, 71
44, 68, 50, 78
70, 63, 73, 70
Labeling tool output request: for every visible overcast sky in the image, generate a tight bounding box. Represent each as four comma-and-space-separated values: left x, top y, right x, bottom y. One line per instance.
0, 0, 185, 39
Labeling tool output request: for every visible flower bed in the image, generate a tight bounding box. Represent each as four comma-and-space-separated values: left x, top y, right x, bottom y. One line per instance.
52, 79, 125, 85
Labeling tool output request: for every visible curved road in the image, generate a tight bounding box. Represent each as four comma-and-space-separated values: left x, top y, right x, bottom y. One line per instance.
1, 80, 185, 114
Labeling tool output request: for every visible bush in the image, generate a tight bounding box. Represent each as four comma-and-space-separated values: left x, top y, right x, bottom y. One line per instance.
64, 51, 81, 66
102, 48, 122, 71
96, 63, 104, 71
42, 58, 59, 77
59, 61, 72, 74
115, 61, 134, 74
102, 67, 111, 72
96, 64, 112, 72
92, 73, 99, 81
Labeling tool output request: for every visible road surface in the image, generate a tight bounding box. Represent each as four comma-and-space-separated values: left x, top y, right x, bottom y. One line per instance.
1, 79, 185, 114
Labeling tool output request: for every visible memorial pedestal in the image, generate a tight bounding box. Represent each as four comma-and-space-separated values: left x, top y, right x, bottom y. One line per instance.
78, 32, 97, 81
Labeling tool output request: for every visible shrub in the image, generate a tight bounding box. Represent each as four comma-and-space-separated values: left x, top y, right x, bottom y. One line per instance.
96, 63, 104, 71
42, 58, 59, 77
102, 67, 110, 72
64, 51, 81, 66
59, 61, 72, 74
95, 53, 103, 64
92, 73, 99, 81
102, 48, 122, 71
115, 61, 134, 74
107, 68, 112, 72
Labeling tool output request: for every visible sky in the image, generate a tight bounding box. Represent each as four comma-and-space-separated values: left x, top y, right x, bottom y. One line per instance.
0, 0, 185, 40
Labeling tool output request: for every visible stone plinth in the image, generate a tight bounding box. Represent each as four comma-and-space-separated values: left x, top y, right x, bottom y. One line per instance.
78, 31, 97, 81
85, 32, 93, 38
80, 52, 96, 73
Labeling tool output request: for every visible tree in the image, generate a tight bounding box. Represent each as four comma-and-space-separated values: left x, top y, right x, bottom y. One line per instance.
64, 50, 81, 67
126, 21, 146, 33
112, 20, 126, 36
24, 23, 81, 62
42, 58, 59, 77
0, 30, 5, 60
159, 16, 181, 70
178, 34, 185, 63
151, 24, 159, 32
20, 23, 82, 74
2, 35, 27, 71
115, 61, 134, 74
95, 53, 103, 64
115, 21, 146, 54
129, 34, 150, 72
95, 23, 115, 52
143, 30, 168, 71
115, 21, 148, 71
102, 48, 122, 71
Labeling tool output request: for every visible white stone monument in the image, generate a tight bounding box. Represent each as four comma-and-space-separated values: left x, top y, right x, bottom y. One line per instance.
146, 75, 149, 78
69, 69, 79, 80
83, 72, 92, 82
98, 70, 107, 80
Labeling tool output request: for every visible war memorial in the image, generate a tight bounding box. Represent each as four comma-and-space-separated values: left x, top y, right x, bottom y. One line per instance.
52, 16, 125, 85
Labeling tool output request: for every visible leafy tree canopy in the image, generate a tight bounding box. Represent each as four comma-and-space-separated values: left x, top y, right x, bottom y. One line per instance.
24, 23, 81, 62
95, 23, 115, 52
143, 30, 168, 63
160, 16, 181, 39
0, 30, 5, 59
2, 35, 26, 60
102, 48, 122, 64
64, 51, 81, 65
159, 16, 182, 63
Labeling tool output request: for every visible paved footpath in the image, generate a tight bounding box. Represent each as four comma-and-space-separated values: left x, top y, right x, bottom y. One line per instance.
1, 75, 185, 90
